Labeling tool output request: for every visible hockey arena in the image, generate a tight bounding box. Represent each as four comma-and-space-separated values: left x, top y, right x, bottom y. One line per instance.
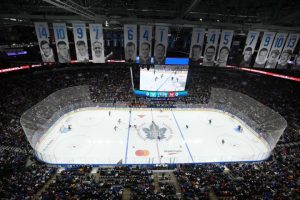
35, 108, 269, 165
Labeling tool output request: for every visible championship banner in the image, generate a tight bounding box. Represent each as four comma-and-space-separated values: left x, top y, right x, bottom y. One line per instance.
189, 28, 205, 65
89, 24, 105, 63
203, 29, 220, 66
217, 30, 234, 67
154, 26, 169, 65
139, 25, 152, 64
240, 31, 259, 67
73, 23, 89, 62
277, 33, 300, 69
53, 23, 71, 63
265, 33, 287, 68
124, 24, 137, 62
34, 22, 55, 63
254, 32, 276, 68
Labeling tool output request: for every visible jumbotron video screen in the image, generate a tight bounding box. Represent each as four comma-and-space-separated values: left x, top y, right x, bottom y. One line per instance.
139, 65, 189, 92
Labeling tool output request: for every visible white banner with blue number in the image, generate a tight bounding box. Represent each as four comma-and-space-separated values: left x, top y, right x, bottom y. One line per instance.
34, 22, 55, 63
189, 28, 205, 65
203, 29, 220, 66
240, 31, 259, 67
154, 26, 169, 65
265, 33, 287, 68
276, 33, 300, 69
89, 24, 105, 63
254, 32, 275, 68
139, 25, 152, 64
124, 24, 137, 62
53, 23, 70, 63
73, 23, 89, 62
217, 30, 234, 67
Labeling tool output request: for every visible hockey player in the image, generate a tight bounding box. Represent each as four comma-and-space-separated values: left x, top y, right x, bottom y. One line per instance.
209, 119, 212, 125
114, 126, 118, 131
118, 118, 121, 124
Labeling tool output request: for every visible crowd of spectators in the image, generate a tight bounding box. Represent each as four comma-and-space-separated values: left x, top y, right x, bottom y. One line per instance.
0, 64, 299, 198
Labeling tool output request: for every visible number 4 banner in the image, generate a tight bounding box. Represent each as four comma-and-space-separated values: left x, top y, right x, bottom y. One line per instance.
203, 29, 220, 66
53, 23, 71, 63
124, 24, 137, 62
73, 23, 89, 62
139, 25, 152, 64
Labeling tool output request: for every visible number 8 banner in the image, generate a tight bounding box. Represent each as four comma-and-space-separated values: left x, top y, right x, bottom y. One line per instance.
139, 25, 152, 64
254, 32, 275, 68
34, 22, 55, 63
73, 23, 89, 62
53, 23, 71, 63
89, 24, 105, 63
203, 29, 220, 66
265, 33, 287, 68
124, 24, 137, 63
154, 26, 168, 65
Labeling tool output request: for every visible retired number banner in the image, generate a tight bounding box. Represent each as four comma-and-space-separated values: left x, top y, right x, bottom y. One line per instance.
265, 33, 287, 68
203, 29, 220, 66
139, 25, 152, 64
253, 32, 275, 68
154, 26, 169, 65
240, 31, 259, 67
53, 23, 71, 63
73, 23, 89, 62
189, 28, 205, 66
124, 24, 137, 62
217, 30, 234, 67
89, 24, 105, 63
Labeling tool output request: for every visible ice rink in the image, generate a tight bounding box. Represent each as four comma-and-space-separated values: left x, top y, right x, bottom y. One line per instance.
35, 108, 271, 165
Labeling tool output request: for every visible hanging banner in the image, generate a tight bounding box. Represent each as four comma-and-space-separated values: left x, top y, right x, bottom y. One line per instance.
34, 22, 55, 63
253, 32, 276, 68
53, 23, 71, 63
154, 26, 169, 65
240, 31, 260, 67
203, 29, 220, 66
72, 23, 89, 62
217, 30, 234, 67
265, 33, 288, 68
124, 24, 137, 62
189, 28, 205, 65
139, 25, 152, 64
276, 33, 300, 69
89, 24, 105, 63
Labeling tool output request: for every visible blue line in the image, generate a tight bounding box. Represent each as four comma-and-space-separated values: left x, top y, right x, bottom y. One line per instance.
124, 110, 132, 164
156, 74, 172, 91
171, 110, 194, 163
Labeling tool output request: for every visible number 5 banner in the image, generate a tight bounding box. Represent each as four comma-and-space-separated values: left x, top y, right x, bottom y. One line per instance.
217, 30, 234, 67
203, 29, 220, 66
254, 32, 275, 68
34, 22, 55, 63
53, 23, 71, 63
139, 25, 152, 64
265, 33, 287, 68
276, 33, 300, 69
189, 28, 205, 66
240, 31, 259, 68
124, 24, 137, 63
154, 26, 168, 65
89, 24, 105, 63
73, 23, 89, 62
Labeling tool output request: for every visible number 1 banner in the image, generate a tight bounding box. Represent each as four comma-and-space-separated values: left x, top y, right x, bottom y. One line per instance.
154, 26, 168, 65
276, 33, 300, 69
89, 24, 105, 63
240, 31, 259, 68
53, 23, 71, 63
217, 30, 234, 67
34, 22, 55, 63
139, 25, 152, 64
203, 29, 220, 66
265, 33, 287, 68
189, 28, 205, 66
73, 23, 89, 62
124, 24, 137, 63
254, 32, 275, 68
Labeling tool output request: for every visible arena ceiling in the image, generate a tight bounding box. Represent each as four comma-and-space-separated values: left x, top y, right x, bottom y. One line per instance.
0, 0, 300, 32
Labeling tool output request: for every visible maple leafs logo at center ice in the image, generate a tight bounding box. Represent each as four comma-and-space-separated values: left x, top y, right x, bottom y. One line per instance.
143, 122, 167, 140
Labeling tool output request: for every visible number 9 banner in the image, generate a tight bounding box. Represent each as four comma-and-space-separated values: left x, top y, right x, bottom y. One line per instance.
254, 32, 275, 68
34, 22, 55, 63
139, 25, 152, 64
73, 23, 89, 62
53, 23, 71, 63
124, 24, 137, 63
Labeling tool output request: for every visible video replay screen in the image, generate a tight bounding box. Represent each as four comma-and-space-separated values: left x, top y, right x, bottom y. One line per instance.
140, 65, 189, 91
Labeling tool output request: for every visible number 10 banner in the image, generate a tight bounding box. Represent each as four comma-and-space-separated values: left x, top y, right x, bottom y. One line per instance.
139, 25, 152, 64
124, 24, 137, 62
73, 23, 89, 62
53, 23, 71, 63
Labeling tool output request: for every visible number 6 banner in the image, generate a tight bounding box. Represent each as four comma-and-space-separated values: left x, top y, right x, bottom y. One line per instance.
53, 23, 71, 63
203, 29, 220, 66
89, 24, 105, 63
139, 25, 152, 64
276, 33, 300, 69
189, 28, 205, 66
254, 32, 275, 68
73, 23, 89, 62
154, 26, 168, 65
265, 33, 287, 68
240, 31, 259, 68
34, 22, 55, 63
124, 24, 137, 63
217, 30, 234, 67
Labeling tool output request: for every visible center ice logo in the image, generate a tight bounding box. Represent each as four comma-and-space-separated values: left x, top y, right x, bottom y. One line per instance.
140, 121, 173, 141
